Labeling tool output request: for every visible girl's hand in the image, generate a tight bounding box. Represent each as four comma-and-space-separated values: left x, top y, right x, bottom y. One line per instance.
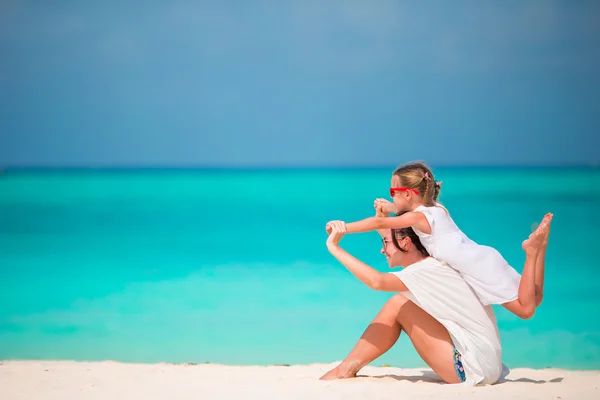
325, 220, 345, 234
326, 220, 347, 248
374, 198, 398, 216
375, 204, 386, 217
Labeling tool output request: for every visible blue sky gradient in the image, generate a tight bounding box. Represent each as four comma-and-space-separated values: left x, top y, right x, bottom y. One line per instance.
1, 1, 599, 167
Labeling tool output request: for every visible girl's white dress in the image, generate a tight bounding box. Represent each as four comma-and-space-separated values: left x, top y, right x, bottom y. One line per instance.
412, 205, 521, 305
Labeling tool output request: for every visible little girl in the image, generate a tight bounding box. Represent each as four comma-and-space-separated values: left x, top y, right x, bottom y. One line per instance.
326, 162, 552, 319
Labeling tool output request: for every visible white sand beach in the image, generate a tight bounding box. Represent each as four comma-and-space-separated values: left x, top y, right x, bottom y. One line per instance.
1, 361, 598, 400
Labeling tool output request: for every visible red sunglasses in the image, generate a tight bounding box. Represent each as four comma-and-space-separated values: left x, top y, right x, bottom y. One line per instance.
390, 187, 420, 197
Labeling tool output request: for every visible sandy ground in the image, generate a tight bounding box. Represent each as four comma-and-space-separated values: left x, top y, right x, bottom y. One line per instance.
1, 360, 598, 400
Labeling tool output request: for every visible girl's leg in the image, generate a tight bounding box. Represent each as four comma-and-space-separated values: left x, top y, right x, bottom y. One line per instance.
535, 217, 551, 306
321, 294, 459, 384
503, 214, 552, 319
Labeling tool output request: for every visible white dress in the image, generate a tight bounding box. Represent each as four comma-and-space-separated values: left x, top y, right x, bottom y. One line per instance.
411, 205, 521, 305
391, 257, 506, 386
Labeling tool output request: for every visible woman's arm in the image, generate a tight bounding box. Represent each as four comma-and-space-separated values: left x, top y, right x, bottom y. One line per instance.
327, 242, 408, 292
344, 212, 430, 234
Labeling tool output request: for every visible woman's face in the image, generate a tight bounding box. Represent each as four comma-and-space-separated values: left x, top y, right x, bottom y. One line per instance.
380, 231, 409, 268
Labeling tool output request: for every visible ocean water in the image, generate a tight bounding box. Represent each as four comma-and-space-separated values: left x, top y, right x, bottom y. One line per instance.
0, 167, 599, 370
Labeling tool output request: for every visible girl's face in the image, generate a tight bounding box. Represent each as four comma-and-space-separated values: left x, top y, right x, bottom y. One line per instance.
390, 175, 411, 211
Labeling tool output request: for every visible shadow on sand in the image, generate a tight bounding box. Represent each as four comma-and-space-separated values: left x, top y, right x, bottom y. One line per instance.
358, 369, 564, 385
361, 369, 445, 384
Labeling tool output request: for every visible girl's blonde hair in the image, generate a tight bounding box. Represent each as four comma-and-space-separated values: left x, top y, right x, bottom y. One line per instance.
392, 161, 441, 207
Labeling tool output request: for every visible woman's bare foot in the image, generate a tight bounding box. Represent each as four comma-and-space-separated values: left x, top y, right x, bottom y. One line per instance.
320, 360, 363, 380
523, 214, 551, 253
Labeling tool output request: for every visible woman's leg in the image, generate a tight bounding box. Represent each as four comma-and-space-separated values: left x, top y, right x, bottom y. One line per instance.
320, 294, 459, 384
394, 296, 459, 384
320, 294, 403, 380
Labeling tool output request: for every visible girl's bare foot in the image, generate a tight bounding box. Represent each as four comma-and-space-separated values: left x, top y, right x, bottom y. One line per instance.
523, 215, 551, 253
540, 213, 553, 230
541, 213, 553, 246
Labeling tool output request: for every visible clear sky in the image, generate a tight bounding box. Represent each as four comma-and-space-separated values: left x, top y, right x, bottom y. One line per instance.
1, 1, 599, 167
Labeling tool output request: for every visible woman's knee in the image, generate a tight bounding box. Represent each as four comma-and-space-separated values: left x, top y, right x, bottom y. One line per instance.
385, 294, 411, 310
373, 294, 413, 325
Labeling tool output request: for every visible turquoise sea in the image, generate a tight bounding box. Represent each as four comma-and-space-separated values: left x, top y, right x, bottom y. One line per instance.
0, 167, 599, 370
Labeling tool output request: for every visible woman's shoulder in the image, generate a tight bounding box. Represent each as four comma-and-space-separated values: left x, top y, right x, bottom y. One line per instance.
419, 257, 453, 270
401, 257, 453, 275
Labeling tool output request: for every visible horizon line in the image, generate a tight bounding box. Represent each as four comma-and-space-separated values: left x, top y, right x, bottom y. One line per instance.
1, 163, 599, 172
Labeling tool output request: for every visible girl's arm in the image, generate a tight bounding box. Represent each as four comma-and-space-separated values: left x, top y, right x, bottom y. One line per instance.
345, 212, 431, 234
327, 242, 408, 292
374, 199, 391, 238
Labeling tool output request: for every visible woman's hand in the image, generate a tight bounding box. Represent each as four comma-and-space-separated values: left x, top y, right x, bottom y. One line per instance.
326, 220, 347, 248
374, 198, 398, 217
